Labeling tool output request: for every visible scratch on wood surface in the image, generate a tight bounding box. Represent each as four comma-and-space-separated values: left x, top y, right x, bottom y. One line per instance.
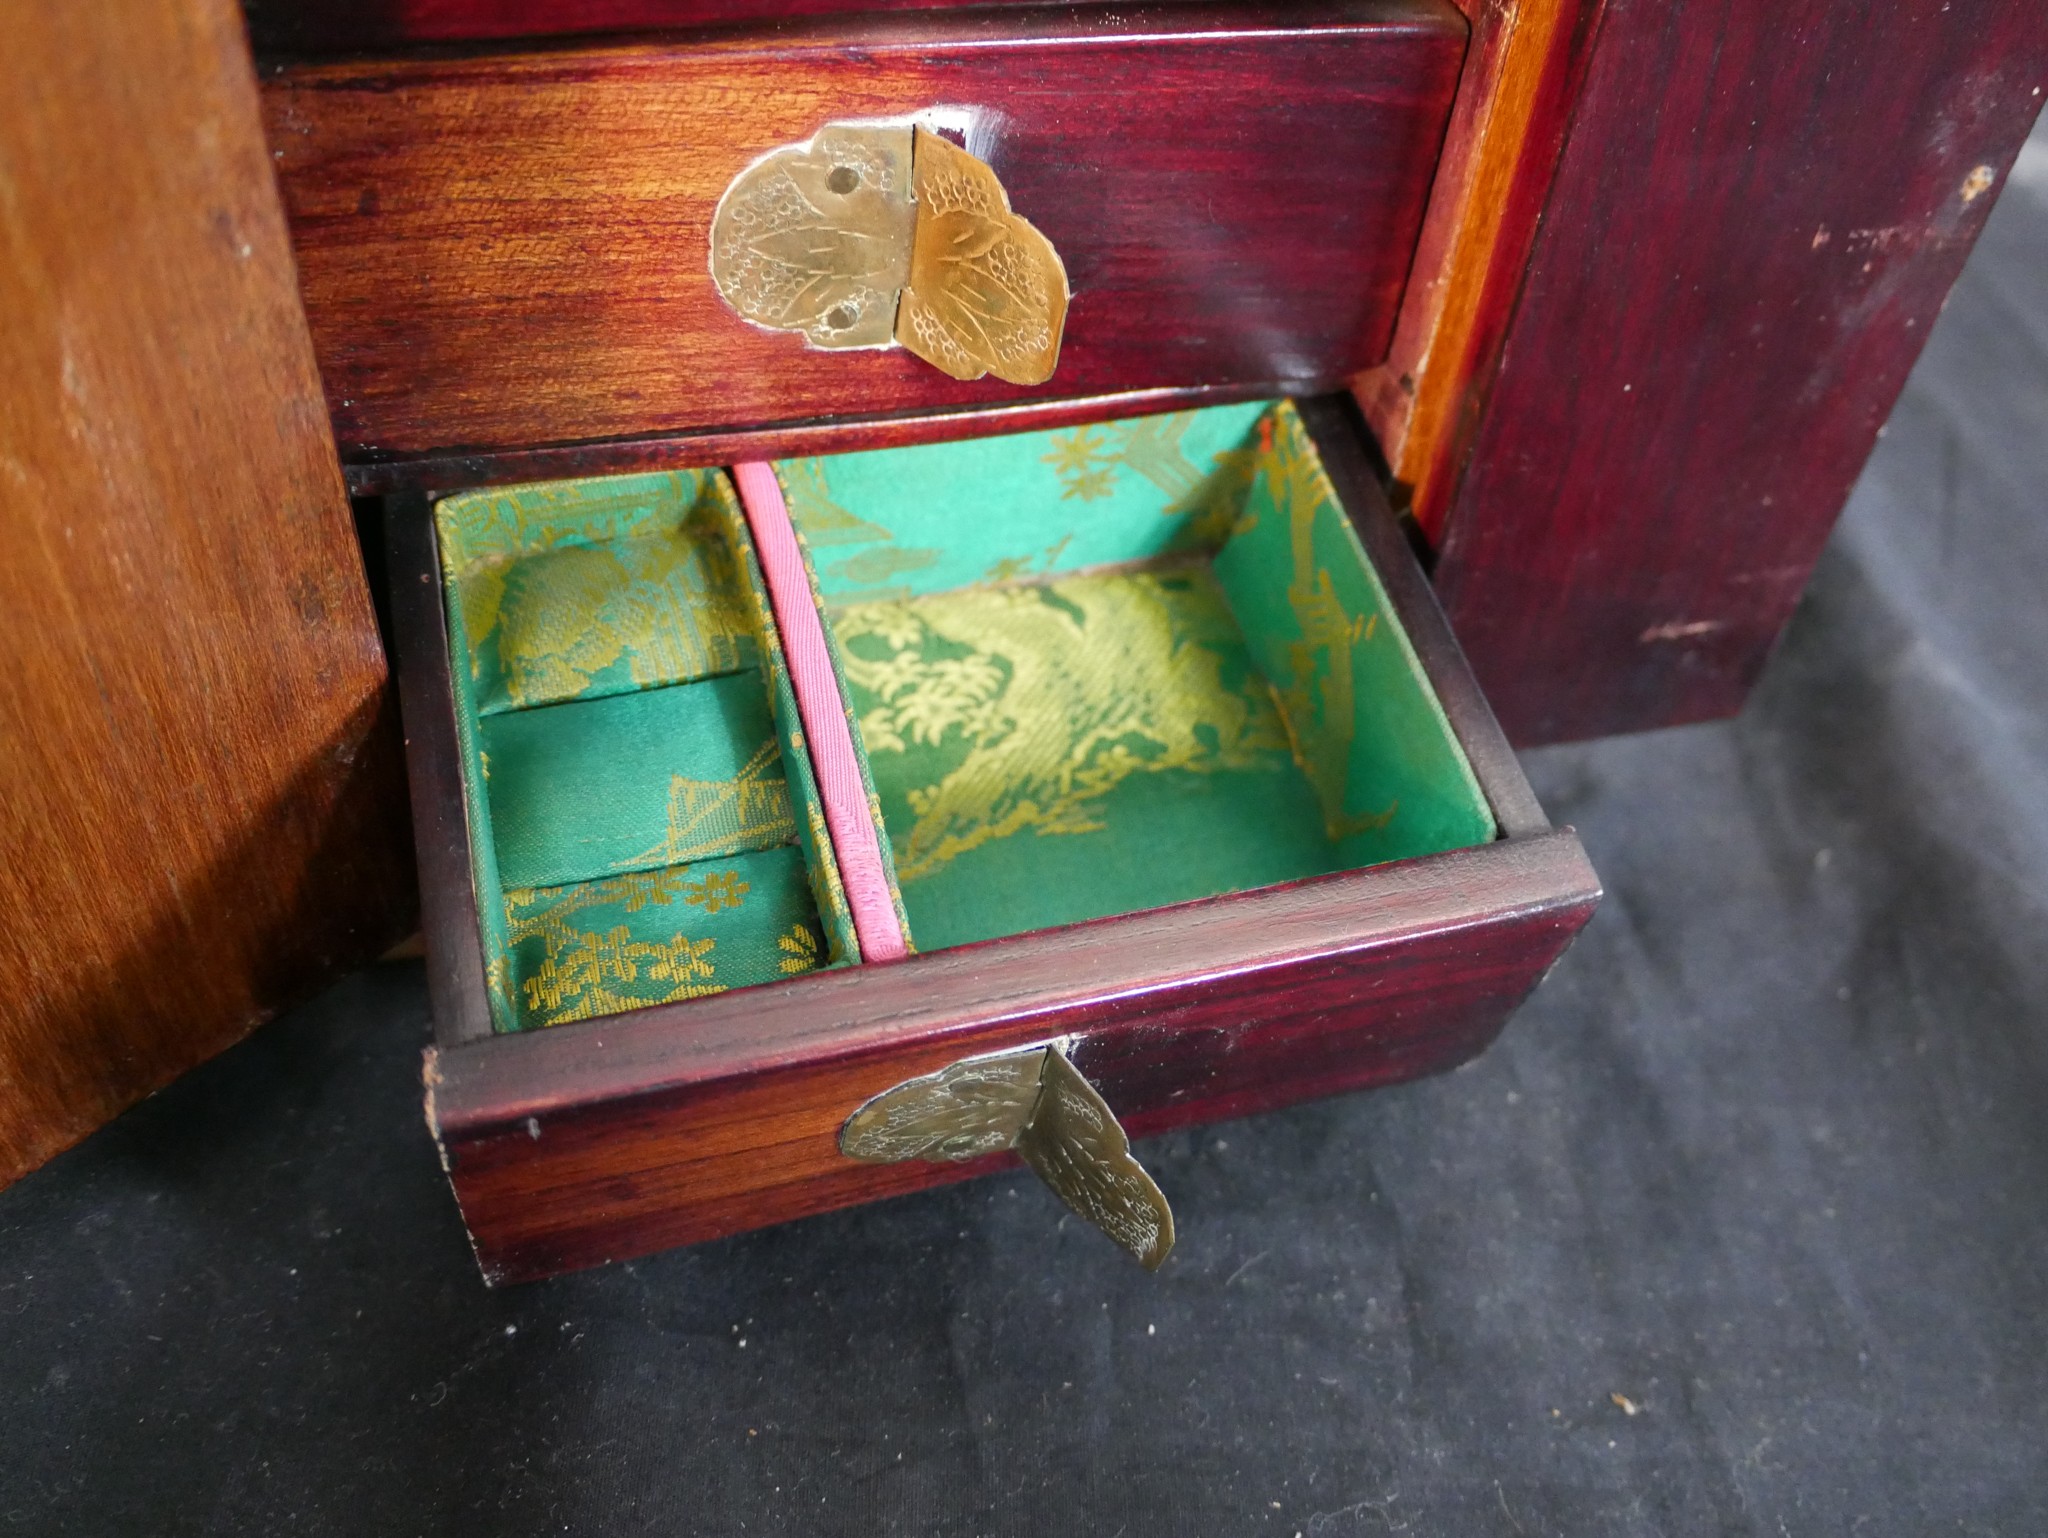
1639, 619, 1725, 643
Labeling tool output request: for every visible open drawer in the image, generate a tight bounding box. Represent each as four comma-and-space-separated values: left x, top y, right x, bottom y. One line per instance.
389, 396, 1599, 1284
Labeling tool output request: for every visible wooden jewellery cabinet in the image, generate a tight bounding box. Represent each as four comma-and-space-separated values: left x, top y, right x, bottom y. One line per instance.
310, 1, 1616, 1279
3, 0, 2039, 1280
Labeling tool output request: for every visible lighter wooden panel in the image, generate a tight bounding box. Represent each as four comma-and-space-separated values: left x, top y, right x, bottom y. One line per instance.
1352, 0, 1591, 535
0, 0, 414, 1182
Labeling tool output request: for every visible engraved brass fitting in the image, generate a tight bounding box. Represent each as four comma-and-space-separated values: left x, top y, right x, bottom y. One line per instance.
840, 1043, 1174, 1269
710, 121, 1069, 387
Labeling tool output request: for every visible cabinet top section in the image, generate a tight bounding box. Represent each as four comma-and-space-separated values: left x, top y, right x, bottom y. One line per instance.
261, 2, 1465, 478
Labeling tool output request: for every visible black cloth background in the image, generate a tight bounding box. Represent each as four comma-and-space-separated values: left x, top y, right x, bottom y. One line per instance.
4, 134, 2045, 1538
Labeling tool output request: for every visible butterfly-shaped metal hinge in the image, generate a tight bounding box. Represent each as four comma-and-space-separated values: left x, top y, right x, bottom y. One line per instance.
839, 1045, 1174, 1269
710, 120, 1069, 386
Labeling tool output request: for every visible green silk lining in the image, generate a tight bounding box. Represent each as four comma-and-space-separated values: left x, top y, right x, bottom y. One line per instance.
436, 469, 854, 1031
805, 401, 1496, 951
439, 470, 758, 714
1211, 407, 1492, 869
503, 845, 826, 1029
481, 671, 795, 891
835, 564, 1346, 951
781, 400, 1271, 604
433, 402, 1495, 1030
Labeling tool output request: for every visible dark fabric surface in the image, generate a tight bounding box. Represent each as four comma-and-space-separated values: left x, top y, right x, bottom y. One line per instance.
5, 138, 2045, 1538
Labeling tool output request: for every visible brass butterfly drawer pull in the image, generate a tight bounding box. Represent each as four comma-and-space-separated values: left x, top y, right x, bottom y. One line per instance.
841, 1044, 1174, 1269
710, 119, 1070, 386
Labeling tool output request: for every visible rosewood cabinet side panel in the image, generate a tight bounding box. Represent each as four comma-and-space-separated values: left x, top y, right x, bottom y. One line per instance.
1429, 0, 2048, 745
261, 3, 1465, 464
429, 835, 1599, 1284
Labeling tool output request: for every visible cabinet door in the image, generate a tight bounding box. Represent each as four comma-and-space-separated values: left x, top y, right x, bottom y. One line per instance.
0, 0, 414, 1184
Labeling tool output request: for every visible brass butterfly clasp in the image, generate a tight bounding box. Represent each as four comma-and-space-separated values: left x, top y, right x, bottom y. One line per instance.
840, 1043, 1174, 1269
710, 119, 1070, 386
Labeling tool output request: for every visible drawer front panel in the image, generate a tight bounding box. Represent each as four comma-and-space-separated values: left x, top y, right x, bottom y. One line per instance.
429, 836, 1597, 1285
265, 2, 1465, 462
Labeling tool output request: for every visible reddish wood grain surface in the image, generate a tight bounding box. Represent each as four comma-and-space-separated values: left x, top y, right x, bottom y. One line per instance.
244, 0, 1089, 57
392, 402, 1598, 1281
1430, 0, 2048, 745
431, 833, 1598, 1284
261, 3, 1466, 462
0, 0, 415, 1184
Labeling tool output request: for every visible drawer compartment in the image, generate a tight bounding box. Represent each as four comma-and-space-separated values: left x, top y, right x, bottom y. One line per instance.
265, 1, 1467, 468
430, 465, 869, 1028
390, 396, 1598, 1283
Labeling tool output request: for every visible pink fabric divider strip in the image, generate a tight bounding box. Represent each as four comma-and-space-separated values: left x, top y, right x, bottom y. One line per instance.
731, 461, 909, 964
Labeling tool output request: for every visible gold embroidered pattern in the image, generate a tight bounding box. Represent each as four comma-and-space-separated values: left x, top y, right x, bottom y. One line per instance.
440, 472, 724, 576
518, 927, 720, 1027
777, 923, 821, 975
836, 568, 1288, 882
503, 862, 830, 1028
980, 535, 1074, 585
1040, 413, 1260, 546
778, 458, 942, 603
778, 459, 895, 547
506, 869, 728, 1027
464, 519, 754, 710
1257, 409, 1397, 840
439, 471, 760, 713
1042, 425, 1118, 501
626, 740, 798, 869
827, 545, 942, 589
682, 868, 751, 913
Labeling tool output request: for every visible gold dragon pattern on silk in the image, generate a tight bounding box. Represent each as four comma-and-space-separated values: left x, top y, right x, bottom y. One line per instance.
834, 568, 1290, 883
1253, 407, 1397, 842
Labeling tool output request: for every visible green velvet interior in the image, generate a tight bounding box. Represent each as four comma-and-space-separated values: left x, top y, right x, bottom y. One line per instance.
785, 401, 1497, 953
436, 470, 853, 1031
